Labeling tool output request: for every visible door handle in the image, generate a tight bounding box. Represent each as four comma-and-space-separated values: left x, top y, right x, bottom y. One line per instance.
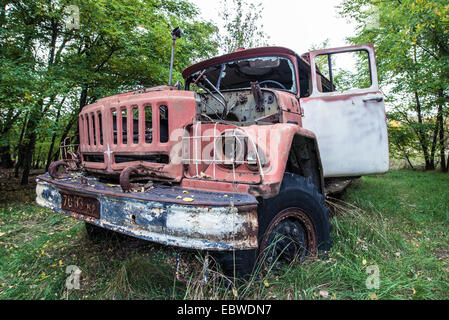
363, 96, 383, 103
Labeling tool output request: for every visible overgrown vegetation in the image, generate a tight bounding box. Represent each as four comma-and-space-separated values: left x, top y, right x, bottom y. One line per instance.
0, 0, 447, 301
339, 0, 449, 171
1, 170, 447, 300
217, 0, 269, 53
0, 0, 218, 183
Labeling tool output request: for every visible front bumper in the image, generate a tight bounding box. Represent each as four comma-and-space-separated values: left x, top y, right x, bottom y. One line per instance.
36, 173, 259, 251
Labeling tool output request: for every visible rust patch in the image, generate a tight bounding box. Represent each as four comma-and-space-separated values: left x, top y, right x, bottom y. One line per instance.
48, 160, 69, 180
60, 190, 100, 219
120, 165, 139, 192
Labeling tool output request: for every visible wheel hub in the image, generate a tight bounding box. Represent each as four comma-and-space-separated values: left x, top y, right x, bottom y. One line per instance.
260, 208, 317, 266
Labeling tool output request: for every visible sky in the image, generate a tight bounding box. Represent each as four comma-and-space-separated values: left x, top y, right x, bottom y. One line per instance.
189, 0, 356, 55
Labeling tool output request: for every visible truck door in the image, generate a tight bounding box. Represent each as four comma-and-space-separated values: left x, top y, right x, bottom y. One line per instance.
300, 44, 389, 178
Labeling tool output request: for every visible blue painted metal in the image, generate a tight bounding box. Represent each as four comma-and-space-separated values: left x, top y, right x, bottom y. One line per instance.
36, 173, 259, 251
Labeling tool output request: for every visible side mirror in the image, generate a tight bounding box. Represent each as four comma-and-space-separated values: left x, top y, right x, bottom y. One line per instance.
169, 27, 182, 86
171, 27, 182, 40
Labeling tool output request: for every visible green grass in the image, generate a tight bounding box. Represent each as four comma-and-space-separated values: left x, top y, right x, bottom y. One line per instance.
0, 170, 448, 300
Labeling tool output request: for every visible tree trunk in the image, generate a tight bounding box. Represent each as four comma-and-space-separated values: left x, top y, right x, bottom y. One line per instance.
21, 19, 59, 184
0, 146, 13, 168
45, 100, 64, 171
14, 113, 28, 177
437, 90, 447, 172
403, 150, 414, 170
20, 109, 39, 185
447, 153, 449, 174
430, 117, 439, 168
55, 87, 89, 160
414, 91, 434, 170
0, 108, 23, 168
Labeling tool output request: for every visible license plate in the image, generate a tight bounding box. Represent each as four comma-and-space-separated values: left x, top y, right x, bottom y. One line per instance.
60, 191, 100, 219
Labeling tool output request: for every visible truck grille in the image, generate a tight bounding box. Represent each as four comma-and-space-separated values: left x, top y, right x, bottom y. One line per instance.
79, 104, 170, 169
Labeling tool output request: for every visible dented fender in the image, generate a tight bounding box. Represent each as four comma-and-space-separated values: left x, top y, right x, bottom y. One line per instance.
239, 123, 323, 198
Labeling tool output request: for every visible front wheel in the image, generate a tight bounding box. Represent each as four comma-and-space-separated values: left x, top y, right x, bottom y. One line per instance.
84, 222, 119, 240
211, 173, 332, 279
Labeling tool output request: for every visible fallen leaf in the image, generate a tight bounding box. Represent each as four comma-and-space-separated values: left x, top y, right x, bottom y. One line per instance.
200, 172, 212, 179
319, 290, 329, 298
395, 252, 401, 257
232, 286, 238, 298
0, 232, 5, 237
182, 197, 194, 202
412, 288, 416, 295
368, 293, 378, 300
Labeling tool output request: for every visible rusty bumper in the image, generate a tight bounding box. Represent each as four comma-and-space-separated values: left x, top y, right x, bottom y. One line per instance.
36, 173, 259, 251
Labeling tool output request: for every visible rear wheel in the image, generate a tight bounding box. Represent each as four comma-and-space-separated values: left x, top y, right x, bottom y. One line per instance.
211, 173, 332, 279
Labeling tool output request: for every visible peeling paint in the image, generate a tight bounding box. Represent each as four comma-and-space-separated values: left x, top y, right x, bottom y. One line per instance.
36, 176, 258, 251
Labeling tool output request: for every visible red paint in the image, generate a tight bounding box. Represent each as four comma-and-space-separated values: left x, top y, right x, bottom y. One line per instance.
72, 45, 378, 199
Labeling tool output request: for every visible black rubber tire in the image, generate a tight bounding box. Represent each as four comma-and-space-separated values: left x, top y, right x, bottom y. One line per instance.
84, 222, 119, 240
210, 248, 257, 281
211, 173, 332, 279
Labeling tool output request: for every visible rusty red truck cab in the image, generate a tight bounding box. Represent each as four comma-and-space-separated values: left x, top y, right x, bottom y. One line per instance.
36, 45, 388, 276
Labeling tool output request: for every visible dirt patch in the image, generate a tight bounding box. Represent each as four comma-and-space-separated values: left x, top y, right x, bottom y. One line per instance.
0, 169, 43, 204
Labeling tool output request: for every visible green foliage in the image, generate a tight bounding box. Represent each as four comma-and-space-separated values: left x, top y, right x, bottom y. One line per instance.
218, 0, 269, 53
0, 0, 218, 170
338, 0, 449, 169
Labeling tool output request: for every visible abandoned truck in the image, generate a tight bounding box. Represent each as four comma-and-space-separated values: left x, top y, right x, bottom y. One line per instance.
36, 43, 389, 277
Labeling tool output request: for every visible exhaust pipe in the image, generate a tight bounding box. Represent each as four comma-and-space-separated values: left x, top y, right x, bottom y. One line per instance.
168, 27, 182, 86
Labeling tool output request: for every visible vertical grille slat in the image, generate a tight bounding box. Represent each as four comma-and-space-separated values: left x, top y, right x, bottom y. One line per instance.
159, 105, 169, 143
87, 114, 92, 145
138, 105, 145, 144
145, 104, 153, 144
112, 109, 117, 145
123, 108, 128, 145
91, 113, 97, 146
84, 115, 89, 145
79, 100, 175, 170
118, 108, 123, 145
132, 105, 139, 144
98, 111, 103, 145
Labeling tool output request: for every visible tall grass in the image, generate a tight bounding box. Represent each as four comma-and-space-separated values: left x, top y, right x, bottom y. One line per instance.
0, 170, 448, 299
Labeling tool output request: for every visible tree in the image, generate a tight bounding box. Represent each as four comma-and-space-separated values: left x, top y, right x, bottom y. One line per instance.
218, 0, 269, 53
339, 0, 449, 171
0, 0, 218, 183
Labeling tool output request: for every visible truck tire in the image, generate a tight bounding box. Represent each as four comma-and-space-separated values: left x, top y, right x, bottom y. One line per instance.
211, 173, 332, 279
85, 222, 118, 240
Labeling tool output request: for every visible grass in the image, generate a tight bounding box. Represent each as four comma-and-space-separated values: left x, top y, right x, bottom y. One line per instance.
0, 170, 448, 300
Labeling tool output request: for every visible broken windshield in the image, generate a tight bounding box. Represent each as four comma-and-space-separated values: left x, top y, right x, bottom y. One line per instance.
186, 55, 297, 93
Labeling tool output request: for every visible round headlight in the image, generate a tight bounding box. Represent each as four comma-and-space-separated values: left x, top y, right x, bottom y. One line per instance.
215, 130, 247, 168
247, 144, 268, 171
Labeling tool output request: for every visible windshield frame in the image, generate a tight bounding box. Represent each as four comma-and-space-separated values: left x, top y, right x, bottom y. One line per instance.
184, 54, 298, 95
